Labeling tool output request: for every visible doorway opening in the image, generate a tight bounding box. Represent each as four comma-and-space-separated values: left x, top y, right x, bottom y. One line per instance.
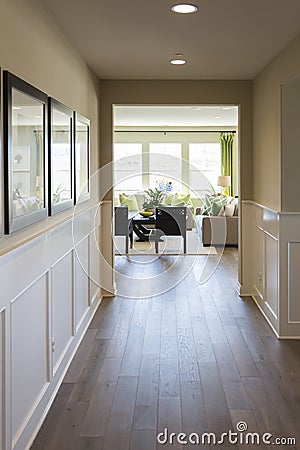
112, 105, 239, 294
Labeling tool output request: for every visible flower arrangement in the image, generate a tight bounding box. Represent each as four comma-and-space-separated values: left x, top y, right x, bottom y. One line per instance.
156, 179, 173, 192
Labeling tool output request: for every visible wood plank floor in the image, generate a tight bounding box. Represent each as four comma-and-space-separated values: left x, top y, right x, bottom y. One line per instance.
31, 249, 300, 449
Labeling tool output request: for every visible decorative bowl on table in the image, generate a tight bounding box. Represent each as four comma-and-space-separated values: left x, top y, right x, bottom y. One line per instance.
139, 211, 154, 218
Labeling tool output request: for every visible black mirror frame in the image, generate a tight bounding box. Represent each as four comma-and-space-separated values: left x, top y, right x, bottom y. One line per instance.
0, 71, 3, 238
74, 112, 90, 205
3, 71, 48, 234
48, 98, 74, 215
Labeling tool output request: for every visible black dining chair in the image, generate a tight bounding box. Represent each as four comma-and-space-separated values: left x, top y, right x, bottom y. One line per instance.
154, 206, 187, 253
114, 206, 133, 253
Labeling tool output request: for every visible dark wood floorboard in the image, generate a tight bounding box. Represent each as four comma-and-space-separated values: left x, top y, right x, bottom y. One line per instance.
69, 339, 110, 402
157, 397, 181, 450
180, 380, 209, 449
74, 437, 104, 450
101, 376, 138, 450
133, 353, 159, 431
80, 357, 121, 437
31, 248, 300, 450
130, 430, 157, 450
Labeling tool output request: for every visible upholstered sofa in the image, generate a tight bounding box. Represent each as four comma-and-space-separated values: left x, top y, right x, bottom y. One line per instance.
116, 191, 194, 230
195, 215, 238, 246
195, 196, 238, 246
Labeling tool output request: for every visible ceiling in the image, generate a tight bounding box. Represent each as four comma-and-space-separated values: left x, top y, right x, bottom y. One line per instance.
40, 0, 300, 80
114, 105, 238, 126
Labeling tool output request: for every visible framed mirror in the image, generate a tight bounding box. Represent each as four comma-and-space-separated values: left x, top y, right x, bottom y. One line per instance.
74, 112, 90, 204
49, 99, 74, 215
3, 71, 48, 234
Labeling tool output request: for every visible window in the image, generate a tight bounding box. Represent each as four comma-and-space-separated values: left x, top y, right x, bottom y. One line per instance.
189, 143, 221, 195
114, 144, 143, 197
149, 143, 182, 192
112, 139, 226, 202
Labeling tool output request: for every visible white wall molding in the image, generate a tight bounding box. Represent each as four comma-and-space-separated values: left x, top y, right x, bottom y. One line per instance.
242, 200, 278, 214
243, 200, 300, 338
11, 273, 50, 448
0, 307, 6, 450
0, 204, 105, 450
287, 242, 300, 323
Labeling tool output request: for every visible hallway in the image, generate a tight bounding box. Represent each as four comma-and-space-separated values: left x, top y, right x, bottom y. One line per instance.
31, 250, 300, 449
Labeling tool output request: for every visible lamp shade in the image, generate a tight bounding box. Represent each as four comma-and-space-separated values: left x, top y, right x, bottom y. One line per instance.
217, 175, 231, 187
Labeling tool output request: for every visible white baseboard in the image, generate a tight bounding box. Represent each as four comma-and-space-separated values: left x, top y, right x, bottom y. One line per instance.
250, 294, 280, 338
236, 281, 252, 297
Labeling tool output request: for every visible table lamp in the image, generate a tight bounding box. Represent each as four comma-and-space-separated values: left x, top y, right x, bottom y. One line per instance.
217, 175, 231, 195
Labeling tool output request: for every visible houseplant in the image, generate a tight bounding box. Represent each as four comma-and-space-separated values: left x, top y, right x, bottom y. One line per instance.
142, 188, 164, 212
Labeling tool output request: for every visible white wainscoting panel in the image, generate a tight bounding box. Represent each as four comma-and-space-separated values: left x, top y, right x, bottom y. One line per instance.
74, 237, 89, 331
89, 228, 101, 304
239, 201, 253, 295
51, 252, 73, 374
101, 201, 115, 296
0, 308, 5, 450
265, 233, 278, 320
46, 222, 74, 266
288, 242, 300, 323
0, 204, 108, 450
243, 201, 279, 335
11, 274, 49, 446
72, 204, 101, 248
252, 224, 264, 300
279, 214, 300, 337
0, 237, 49, 305
244, 202, 300, 338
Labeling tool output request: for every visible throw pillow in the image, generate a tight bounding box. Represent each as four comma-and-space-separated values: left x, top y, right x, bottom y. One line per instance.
119, 193, 138, 211
166, 194, 176, 205
224, 200, 235, 216
200, 194, 219, 215
171, 193, 191, 206
200, 194, 230, 216
218, 206, 225, 216
211, 197, 228, 216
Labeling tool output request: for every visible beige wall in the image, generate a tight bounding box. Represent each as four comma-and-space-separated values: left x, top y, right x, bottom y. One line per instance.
281, 75, 300, 212
253, 31, 300, 211
100, 80, 252, 200
0, 0, 100, 253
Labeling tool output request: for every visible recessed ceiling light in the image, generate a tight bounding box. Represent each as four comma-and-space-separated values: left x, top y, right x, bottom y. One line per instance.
214, 116, 221, 119
170, 53, 186, 65
171, 4, 198, 13
170, 58, 186, 65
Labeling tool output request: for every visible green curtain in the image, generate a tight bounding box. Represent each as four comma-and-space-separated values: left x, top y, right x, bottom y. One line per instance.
220, 132, 234, 196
